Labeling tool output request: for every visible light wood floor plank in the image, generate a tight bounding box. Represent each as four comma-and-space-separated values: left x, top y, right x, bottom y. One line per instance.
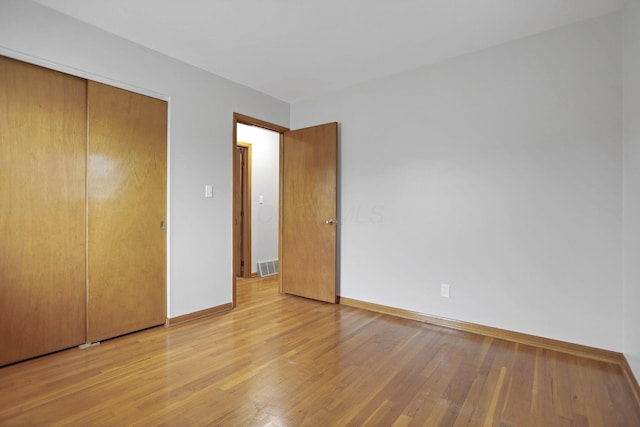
1, 275, 639, 426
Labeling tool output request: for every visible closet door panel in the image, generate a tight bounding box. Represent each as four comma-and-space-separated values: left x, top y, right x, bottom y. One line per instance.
0, 56, 87, 366
87, 82, 167, 342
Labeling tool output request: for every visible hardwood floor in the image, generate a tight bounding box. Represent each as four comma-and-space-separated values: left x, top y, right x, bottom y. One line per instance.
1, 276, 638, 426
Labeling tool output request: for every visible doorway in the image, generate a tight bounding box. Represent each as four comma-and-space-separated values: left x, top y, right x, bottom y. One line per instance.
232, 114, 287, 307
232, 113, 338, 307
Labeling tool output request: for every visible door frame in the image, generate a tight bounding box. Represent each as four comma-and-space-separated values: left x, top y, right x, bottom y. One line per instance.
234, 142, 252, 279
232, 113, 289, 307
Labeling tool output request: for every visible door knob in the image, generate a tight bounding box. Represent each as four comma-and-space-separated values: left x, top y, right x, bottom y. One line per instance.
325, 218, 335, 225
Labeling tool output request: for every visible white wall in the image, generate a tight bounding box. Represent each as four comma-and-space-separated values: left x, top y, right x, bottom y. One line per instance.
623, 0, 640, 379
0, 0, 289, 317
292, 13, 623, 351
236, 124, 280, 273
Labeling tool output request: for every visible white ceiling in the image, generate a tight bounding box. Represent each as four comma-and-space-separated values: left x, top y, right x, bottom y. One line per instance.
32, 0, 626, 103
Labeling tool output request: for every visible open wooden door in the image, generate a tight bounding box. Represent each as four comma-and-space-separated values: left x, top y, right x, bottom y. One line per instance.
281, 122, 338, 303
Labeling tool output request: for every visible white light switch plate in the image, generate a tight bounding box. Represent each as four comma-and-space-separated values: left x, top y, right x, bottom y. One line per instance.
441, 283, 450, 298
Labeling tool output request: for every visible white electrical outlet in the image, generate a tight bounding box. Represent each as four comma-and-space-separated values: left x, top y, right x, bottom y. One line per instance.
441, 283, 450, 298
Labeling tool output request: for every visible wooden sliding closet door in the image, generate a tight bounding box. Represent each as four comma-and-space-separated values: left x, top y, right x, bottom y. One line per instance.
87, 82, 167, 342
0, 57, 87, 366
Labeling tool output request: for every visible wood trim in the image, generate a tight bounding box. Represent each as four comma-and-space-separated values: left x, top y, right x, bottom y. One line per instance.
278, 132, 284, 295
166, 303, 233, 327
237, 142, 252, 279
338, 297, 623, 364
232, 118, 238, 308
234, 112, 289, 134
340, 296, 640, 401
621, 355, 640, 408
